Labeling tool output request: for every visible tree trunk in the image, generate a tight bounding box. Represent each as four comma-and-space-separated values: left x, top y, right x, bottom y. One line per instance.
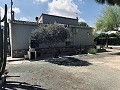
106, 34, 109, 47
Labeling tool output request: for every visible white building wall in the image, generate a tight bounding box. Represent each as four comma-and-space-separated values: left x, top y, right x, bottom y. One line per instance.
70, 28, 94, 46
10, 23, 37, 50
9, 22, 94, 57
9, 22, 38, 57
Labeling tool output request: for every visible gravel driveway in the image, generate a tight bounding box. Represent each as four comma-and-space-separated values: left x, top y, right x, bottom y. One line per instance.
5, 49, 120, 90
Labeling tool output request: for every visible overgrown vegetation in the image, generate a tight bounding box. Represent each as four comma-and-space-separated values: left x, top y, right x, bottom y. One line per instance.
94, 33, 120, 45
95, 0, 120, 6
31, 24, 69, 58
95, 5, 120, 32
78, 22, 89, 27
95, 5, 120, 47
88, 48, 97, 54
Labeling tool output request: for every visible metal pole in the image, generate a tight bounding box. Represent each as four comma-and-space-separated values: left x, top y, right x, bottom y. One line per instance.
0, 8, 1, 60
11, 0, 13, 20
0, 4, 8, 77
0, 6, 3, 72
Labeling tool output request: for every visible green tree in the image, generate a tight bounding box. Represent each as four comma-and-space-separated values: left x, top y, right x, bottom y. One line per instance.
96, 5, 120, 31
78, 22, 89, 27
31, 24, 69, 58
95, 0, 120, 6
95, 5, 120, 47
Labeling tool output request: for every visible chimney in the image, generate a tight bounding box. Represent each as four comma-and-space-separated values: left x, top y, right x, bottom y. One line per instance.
35, 17, 38, 22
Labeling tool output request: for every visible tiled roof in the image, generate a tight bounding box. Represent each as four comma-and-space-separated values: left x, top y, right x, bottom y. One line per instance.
8, 19, 38, 25
8, 19, 93, 29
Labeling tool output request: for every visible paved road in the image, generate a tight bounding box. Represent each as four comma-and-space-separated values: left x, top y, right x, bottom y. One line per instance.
5, 49, 120, 90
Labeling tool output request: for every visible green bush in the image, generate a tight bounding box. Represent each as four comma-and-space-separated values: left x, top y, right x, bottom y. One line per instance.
87, 48, 97, 54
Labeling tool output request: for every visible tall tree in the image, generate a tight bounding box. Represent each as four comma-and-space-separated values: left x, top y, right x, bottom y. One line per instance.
95, 0, 120, 6
31, 24, 69, 57
96, 5, 120, 32
95, 5, 120, 47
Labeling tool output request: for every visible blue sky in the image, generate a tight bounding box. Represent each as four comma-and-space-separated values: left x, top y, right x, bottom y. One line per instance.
0, 0, 105, 27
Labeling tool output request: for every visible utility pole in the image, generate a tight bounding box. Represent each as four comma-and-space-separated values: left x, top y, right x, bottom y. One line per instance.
0, 7, 1, 26
11, 0, 13, 20
0, 6, 2, 61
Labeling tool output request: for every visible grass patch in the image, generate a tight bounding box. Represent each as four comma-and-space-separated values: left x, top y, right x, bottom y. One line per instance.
88, 48, 97, 54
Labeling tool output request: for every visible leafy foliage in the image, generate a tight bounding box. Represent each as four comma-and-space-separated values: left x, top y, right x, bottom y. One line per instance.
94, 32, 120, 45
31, 24, 69, 46
95, 0, 120, 6
88, 48, 97, 54
95, 5, 120, 32
78, 22, 89, 27
31, 24, 69, 58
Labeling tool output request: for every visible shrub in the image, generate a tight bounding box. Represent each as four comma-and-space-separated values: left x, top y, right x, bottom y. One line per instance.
87, 48, 97, 54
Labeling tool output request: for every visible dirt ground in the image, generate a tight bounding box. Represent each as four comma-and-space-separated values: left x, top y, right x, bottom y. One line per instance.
4, 48, 120, 90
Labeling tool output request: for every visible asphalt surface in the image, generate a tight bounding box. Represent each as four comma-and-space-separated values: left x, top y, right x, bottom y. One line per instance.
4, 48, 120, 90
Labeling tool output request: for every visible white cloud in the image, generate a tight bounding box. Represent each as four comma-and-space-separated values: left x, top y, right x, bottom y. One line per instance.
8, 7, 20, 19
78, 0, 84, 3
19, 16, 33, 21
0, 7, 4, 19
0, 6, 33, 22
8, 7, 20, 14
79, 0, 84, 4
48, 0, 85, 22
79, 18, 86, 22
33, 0, 48, 3
0, 7, 4, 25
13, 7, 20, 14
0, 7, 20, 20
20, 17, 28, 21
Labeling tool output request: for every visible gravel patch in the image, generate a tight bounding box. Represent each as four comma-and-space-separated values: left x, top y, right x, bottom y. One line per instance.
4, 48, 120, 90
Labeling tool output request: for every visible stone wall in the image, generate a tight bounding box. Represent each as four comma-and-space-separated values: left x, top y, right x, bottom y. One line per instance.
12, 49, 28, 58
12, 45, 94, 58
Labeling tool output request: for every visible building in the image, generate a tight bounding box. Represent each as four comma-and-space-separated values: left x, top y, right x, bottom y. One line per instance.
9, 14, 94, 58
37, 13, 78, 25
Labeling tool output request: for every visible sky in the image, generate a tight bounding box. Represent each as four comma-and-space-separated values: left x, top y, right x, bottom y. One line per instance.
0, 0, 105, 27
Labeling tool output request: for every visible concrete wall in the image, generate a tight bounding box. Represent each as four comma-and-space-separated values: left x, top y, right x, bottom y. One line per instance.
71, 28, 94, 46
39, 14, 78, 25
9, 22, 94, 57
10, 24, 37, 50
9, 22, 37, 57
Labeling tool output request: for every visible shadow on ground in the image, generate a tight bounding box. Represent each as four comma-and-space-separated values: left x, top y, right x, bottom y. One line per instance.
7, 59, 24, 62
110, 52, 120, 55
97, 49, 111, 53
44, 57, 92, 66
3, 81, 46, 90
